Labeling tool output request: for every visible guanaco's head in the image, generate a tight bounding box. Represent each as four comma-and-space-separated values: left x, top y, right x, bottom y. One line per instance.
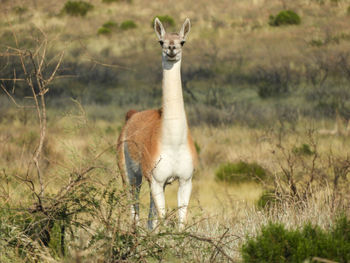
154, 18, 191, 62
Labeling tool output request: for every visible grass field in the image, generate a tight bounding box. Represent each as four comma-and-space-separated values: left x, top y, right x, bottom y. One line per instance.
1, 0, 350, 262
0, 105, 349, 261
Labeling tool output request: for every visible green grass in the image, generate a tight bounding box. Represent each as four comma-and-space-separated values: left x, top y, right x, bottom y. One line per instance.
269, 10, 301, 26
292, 143, 314, 156
62, 1, 93, 16
103, 21, 118, 29
242, 215, 350, 263
98, 26, 112, 35
215, 161, 268, 184
151, 15, 175, 28
98, 21, 118, 35
120, 20, 137, 30
257, 190, 278, 209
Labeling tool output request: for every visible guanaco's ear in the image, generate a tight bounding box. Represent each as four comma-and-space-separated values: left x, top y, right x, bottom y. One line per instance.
179, 18, 191, 41
154, 17, 166, 41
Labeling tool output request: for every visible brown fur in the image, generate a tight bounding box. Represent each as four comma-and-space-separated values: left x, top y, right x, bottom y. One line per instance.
117, 109, 198, 183
165, 33, 179, 41
117, 126, 127, 185
125, 109, 138, 121
117, 109, 162, 182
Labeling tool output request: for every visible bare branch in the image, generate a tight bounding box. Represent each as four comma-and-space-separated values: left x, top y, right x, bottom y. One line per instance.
1, 83, 25, 108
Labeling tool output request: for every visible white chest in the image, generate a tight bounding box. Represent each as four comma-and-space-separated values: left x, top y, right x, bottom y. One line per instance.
152, 144, 194, 183
152, 121, 194, 183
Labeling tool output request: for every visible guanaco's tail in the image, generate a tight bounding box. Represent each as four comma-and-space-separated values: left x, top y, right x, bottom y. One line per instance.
125, 109, 138, 121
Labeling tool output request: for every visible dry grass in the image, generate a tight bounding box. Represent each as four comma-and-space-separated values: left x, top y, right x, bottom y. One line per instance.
1, 105, 348, 211
3, 0, 350, 64
1, 0, 350, 261
0, 103, 349, 261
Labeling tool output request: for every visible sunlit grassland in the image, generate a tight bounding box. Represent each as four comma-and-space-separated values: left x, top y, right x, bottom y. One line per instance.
3, 0, 350, 63
1, 104, 348, 215
1, 103, 349, 261
3, 0, 350, 126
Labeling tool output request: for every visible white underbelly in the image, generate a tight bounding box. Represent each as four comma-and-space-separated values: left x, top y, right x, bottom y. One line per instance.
152, 144, 194, 183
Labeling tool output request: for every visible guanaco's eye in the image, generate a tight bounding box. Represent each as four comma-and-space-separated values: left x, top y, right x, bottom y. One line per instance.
180, 41, 185, 46
159, 40, 164, 46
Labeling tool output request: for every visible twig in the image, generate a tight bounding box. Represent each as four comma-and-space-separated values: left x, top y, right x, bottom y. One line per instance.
312, 257, 338, 263
1, 83, 27, 108
186, 232, 236, 262
209, 228, 230, 262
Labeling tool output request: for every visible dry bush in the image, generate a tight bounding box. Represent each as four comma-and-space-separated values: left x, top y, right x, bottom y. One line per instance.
268, 129, 350, 208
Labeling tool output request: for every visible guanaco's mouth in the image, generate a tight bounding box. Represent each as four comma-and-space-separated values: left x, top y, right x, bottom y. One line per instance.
167, 53, 177, 58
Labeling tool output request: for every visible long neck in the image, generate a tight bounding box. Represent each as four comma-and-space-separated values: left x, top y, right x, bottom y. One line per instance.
161, 59, 187, 145
162, 59, 185, 119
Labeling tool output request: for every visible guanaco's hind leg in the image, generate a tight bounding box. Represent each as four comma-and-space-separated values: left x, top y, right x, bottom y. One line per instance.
148, 192, 157, 229
124, 142, 142, 224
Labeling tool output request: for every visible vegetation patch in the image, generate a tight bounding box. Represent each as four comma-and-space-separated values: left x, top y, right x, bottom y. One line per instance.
62, 1, 93, 17
97, 27, 112, 35
309, 39, 324, 47
0, 206, 65, 257
120, 20, 137, 30
98, 21, 118, 35
257, 190, 279, 209
257, 82, 289, 98
194, 141, 201, 155
12, 6, 28, 15
103, 21, 118, 29
151, 15, 175, 28
292, 143, 314, 156
269, 10, 301, 26
241, 215, 350, 263
215, 161, 268, 184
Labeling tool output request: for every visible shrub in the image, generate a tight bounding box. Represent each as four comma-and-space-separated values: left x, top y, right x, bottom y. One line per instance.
309, 39, 324, 47
88, 229, 137, 260
215, 161, 268, 184
98, 21, 118, 35
269, 10, 301, 26
292, 143, 314, 156
257, 190, 278, 209
97, 27, 112, 35
257, 83, 289, 98
120, 20, 137, 30
0, 206, 55, 251
151, 15, 175, 28
241, 215, 350, 263
62, 1, 93, 17
103, 21, 118, 29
